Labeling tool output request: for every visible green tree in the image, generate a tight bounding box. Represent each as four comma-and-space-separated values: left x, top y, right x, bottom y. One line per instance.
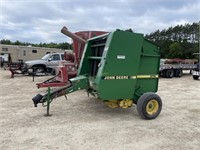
145, 22, 199, 59
168, 42, 183, 58
0, 39, 11, 44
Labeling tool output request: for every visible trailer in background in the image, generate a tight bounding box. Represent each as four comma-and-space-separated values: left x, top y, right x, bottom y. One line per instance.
159, 59, 198, 78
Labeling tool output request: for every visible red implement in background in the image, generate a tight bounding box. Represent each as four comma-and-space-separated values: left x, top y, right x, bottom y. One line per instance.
61, 26, 107, 65
36, 27, 107, 88
36, 60, 77, 88
9, 61, 27, 78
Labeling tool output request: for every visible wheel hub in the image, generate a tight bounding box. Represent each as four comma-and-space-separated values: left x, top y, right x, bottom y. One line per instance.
146, 100, 159, 115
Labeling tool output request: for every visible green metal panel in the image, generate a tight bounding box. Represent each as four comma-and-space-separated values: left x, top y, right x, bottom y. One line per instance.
78, 41, 93, 75
78, 33, 109, 75
96, 31, 144, 100
133, 39, 160, 101
77, 29, 160, 102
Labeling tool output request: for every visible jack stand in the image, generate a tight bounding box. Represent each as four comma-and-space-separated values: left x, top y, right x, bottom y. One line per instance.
32, 73, 35, 82
44, 87, 52, 117
32, 68, 35, 82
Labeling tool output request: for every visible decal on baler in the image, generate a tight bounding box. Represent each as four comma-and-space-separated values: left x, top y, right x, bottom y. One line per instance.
102, 75, 159, 80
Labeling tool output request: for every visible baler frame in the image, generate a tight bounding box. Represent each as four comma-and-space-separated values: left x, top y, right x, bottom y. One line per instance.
32, 29, 162, 120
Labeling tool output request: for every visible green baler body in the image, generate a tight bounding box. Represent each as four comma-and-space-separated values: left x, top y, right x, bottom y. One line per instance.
78, 30, 160, 102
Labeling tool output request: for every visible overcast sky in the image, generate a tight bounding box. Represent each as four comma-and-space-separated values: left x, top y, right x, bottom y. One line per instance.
0, 0, 199, 44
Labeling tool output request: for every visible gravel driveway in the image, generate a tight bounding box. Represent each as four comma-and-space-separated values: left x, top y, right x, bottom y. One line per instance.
0, 69, 200, 150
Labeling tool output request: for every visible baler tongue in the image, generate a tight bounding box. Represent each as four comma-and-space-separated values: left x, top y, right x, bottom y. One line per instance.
32, 75, 89, 115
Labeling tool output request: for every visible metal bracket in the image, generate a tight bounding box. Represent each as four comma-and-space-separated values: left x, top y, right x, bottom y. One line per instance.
44, 87, 52, 117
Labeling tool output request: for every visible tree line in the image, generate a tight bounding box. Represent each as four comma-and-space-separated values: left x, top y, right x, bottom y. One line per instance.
0, 39, 73, 50
145, 22, 199, 59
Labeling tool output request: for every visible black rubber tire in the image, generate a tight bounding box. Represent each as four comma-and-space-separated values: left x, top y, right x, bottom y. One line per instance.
166, 69, 174, 78
161, 70, 166, 77
174, 69, 182, 77
51, 69, 56, 75
193, 75, 199, 80
32, 94, 43, 107
33, 66, 45, 73
137, 92, 162, 119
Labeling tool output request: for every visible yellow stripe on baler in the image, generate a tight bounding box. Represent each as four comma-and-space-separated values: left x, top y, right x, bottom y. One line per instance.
136, 75, 159, 79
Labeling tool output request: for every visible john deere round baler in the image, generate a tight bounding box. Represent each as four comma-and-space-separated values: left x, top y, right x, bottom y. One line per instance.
32, 29, 162, 119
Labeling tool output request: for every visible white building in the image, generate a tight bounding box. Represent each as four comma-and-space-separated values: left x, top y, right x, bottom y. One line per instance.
0, 44, 71, 62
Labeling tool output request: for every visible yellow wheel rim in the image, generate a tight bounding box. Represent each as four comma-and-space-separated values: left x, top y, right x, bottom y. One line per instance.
146, 100, 159, 115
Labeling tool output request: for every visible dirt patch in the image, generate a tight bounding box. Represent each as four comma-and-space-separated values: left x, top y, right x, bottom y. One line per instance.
0, 70, 200, 150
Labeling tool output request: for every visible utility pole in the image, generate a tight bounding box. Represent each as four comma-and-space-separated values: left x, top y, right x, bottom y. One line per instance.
198, 21, 200, 72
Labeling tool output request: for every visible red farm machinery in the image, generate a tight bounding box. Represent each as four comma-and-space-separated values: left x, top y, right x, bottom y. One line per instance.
36, 27, 107, 88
